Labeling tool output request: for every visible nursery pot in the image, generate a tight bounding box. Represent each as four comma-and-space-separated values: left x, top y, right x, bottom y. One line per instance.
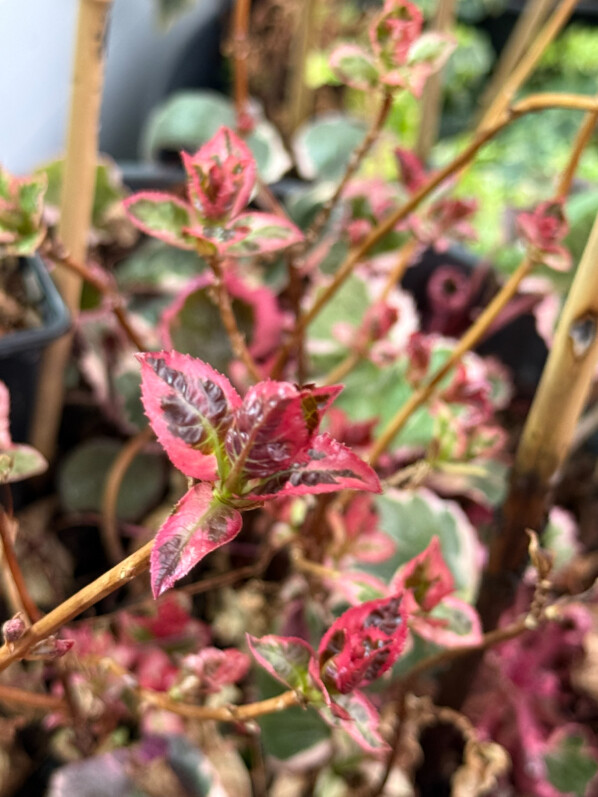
0, 254, 70, 444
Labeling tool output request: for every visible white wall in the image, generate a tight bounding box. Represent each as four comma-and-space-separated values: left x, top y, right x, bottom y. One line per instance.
0, 0, 227, 175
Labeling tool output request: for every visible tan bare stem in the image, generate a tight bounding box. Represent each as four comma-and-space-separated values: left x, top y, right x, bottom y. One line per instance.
269, 93, 598, 379
415, 0, 457, 161
367, 256, 535, 465
142, 687, 300, 722
480, 209, 598, 631
476, 0, 578, 132
0, 510, 41, 623
45, 246, 145, 351
31, 0, 113, 459
0, 540, 153, 672
233, 0, 252, 124
0, 683, 66, 713
287, 0, 317, 133
478, 0, 555, 120
307, 91, 393, 244
557, 105, 598, 198
101, 427, 154, 567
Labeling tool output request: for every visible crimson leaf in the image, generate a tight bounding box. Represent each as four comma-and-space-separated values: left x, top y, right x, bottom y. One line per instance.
138, 351, 241, 481
246, 433, 381, 499
150, 483, 242, 596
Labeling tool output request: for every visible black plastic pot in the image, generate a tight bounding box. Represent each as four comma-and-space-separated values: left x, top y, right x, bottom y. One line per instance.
0, 254, 70, 443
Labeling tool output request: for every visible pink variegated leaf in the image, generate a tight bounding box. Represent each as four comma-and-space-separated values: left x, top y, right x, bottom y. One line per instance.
410, 595, 482, 648
225, 381, 313, 482
330, 494, 396, 565
246, 633, 316, 692
122, 192, 194, 249
150, 484, 242, 597
370, 0, 423, 65
320, 690, 389, 755
0, 382, 12, 449
393, 536, 454, 611
137, 351, 241, 481
119, 592, 210, 647
319, 593, 408, 694
329, 44, 379, 90
223, 212, 304, 257
247, 433, 381, 499
300, 384, 343, 434
182, 127, 256, 222
181, 647, 251, 693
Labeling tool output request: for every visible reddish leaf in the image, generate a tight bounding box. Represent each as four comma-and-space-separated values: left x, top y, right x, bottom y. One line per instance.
517, 199, 571, 272
137, 350, 241, 481
122, 192, 194, 249
181, 647, 251, 693
319, 593, 408, 694
26, 636, 74, 661
320, 689, 389, 755
182, 127, 256, 222
150, 484, 242, 596
247, 433, 381, 499
0, 382, 11, 449
223, 212, 304, 257
120, 593, 210, 647
393, 536, 454, 611
225, 382, 313, 481
370, 0, 423, 65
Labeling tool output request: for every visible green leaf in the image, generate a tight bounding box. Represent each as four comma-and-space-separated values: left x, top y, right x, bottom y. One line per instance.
167, 288, 254, 374
123, 192, 192, 248
0, 445, 47, 484
545, 733, 598, 797
372, 488, 482, 600
293, 114, 367, 181
116, 239, 202, 292
141, 90, 291, 184
58, 439, 165, 521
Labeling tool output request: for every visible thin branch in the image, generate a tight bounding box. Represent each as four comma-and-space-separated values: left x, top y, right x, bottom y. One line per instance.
0, 540, 154, 672
321, 239, 419, 387
141, 685, 300, 722
0, 510, 41, 623
556, 104, 598, 198
415, 0, 457, 161
306, 91, 394, 245
207, 256, 262, 383
232, 0, 252, 126
367, 256, 535, 465
269, 93, 598, 379
287, 0, 317, 133
0, 683, 66, 713
101, 426, 154, 566
478, 0, 555, 121
45, 244, 146, 351
476, 0, 578, 132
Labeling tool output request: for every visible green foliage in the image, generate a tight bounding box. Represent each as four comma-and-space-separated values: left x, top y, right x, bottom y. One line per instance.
545, 733, 598, 797
58, 439, 165, 521
293, 114, 367, 181
142, 91, 291, 184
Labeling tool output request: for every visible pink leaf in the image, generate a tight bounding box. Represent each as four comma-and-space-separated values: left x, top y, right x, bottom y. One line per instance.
150, 484, 242, 596
223, 212, 304, 257
181, 647, 251, 693
0, 382, 12, 449
137, 350, 241, 481
320, 690, 389, 755
516, 200, 571, 272
122, 192, 194, 249
319, 593, 408, 694
182, 127, 256, 222
393, 536, 454, 611
370, 0, 423, 65
225, 381, 314, 482
247, 433, 381, 499
120, 592, 210, 648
